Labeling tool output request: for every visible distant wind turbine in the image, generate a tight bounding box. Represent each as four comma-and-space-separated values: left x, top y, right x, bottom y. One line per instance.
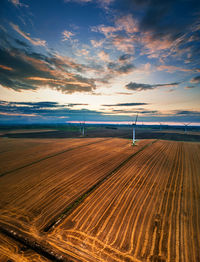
82, 121, 85, 136
183, 122, 190, 133
132, 114, 138, 145
79, 121, 85, 136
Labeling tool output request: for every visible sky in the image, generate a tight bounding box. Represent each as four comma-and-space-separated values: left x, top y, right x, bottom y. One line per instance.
0, 0, 200, 124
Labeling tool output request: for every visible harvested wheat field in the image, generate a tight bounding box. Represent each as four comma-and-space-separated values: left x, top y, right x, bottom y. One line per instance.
47, 140, 200, 262
0, 137, 106, 175
0, 138, 199, 262
0, 233, 50, 262
0, 138, 151, 235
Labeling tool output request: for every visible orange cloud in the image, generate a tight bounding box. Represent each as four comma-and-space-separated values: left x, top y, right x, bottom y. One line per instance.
62, 30, 75, 41
0, 112, 37, 117
10, 23, 46, 46
90, 39, 104, 48
111, 35, 135, 53
0, 65, 13, 71
157, 65, 193, 73
142, 33, 172, 53
115, 15, 138, 34
98, 50, 110, 62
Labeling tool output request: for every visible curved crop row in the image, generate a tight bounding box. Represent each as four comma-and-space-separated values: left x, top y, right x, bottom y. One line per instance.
0, 233, 50, 262
48, 141, 200, 262
0, 138, 150, 236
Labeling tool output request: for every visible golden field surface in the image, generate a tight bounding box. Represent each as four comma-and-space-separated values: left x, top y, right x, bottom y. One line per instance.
0, 137, 199, 262
0, 138, 150, 234
0, 137, 106, 175
0, 233, 50, 262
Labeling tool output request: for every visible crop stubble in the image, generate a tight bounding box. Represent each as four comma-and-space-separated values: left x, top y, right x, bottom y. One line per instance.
0, 137, 105, 175
0, 138, 199, 262
0, 233, 50, 262
0, 138, 150, 238
47, 140, 200, 262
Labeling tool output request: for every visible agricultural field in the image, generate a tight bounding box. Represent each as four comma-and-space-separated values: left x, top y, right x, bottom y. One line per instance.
46, 140, 200, 262
0, 233, 50, 262
0, 137, 199, 262
0, 137, 106, 175
2, 125, 200, 142
0, 138, 151, 233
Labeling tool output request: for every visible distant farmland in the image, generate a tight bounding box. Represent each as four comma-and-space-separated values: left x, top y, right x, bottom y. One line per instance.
0, 136, 199, 262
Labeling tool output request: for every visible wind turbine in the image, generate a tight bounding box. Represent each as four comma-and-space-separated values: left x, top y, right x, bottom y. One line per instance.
183, 122, 190, 133
82, 121, 85, 136
79, 121, 85, 136
132, 114, 138, 145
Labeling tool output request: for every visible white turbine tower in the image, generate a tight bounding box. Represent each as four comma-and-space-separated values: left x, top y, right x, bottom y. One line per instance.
132, 114, 138, 145
82, 121, 85, 136
184, 122, 190, 133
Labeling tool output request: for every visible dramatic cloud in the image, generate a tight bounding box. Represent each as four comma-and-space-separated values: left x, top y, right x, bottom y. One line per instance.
125, 81, 180, 91
107, 62, 135, 74
114, 0, 200, 61
0, 100, 99, 119
115, 14, 138, 34
0, 35, 96, 93
117, 0, 200, 41
1, 0, 199, 124
10, 23, 46, 46
102, 102, 149, 107
190, 75, 200, 83
118, 54, 132, 62
174, 110, 200, 116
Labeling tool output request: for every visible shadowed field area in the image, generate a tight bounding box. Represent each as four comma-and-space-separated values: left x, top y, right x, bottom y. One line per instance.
0, 137, 199, 262
1, 125, 200, 142
0, 233, 50, 262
